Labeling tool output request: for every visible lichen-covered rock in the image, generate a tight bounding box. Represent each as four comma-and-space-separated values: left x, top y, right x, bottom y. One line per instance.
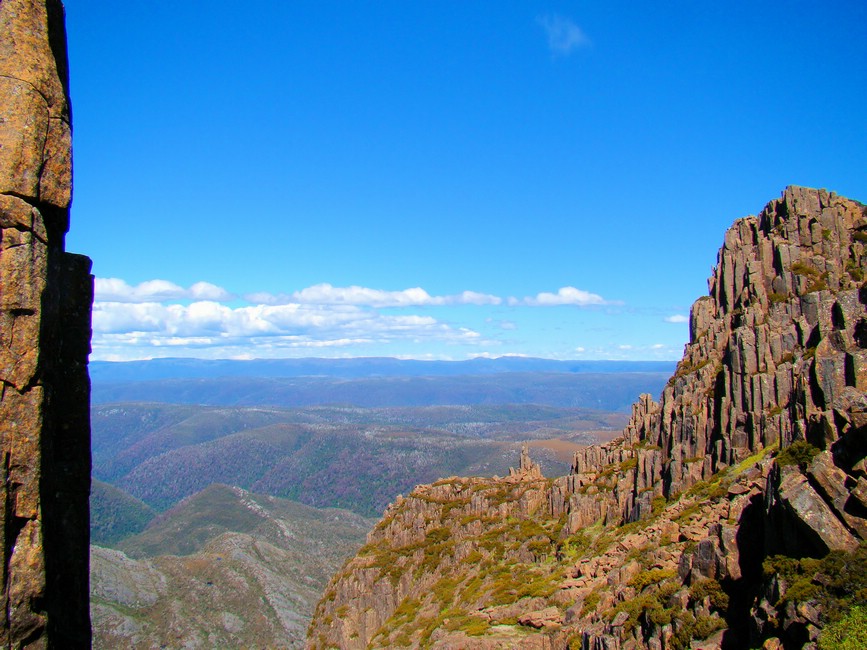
0, 0, 92, 646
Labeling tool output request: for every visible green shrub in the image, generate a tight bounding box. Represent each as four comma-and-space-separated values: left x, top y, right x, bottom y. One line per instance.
693, 613, 725, 639
777, 440, 820, 471
443, 613, 490, 636
690, 578, 729, 610
764, 544, 867, 613
432, 576, 460, 604
670, 614, 693, 648
792, 261, 821, 277
675, 504, 701, 523
426, 526, 451, 544
558, 532, 591, 560
581, 590, 601, 616
819, 606, 867, 650
630, 568, 676, 592
607, 594, 657, 633
806, 278, 828, 293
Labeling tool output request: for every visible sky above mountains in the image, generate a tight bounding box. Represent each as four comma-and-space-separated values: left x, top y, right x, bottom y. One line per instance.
62, 1, 867, 362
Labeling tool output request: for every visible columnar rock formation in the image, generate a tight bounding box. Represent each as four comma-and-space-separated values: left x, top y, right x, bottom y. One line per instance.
309, 187, 867, 650
0, 0, 93, 647
565, 186, 867, 548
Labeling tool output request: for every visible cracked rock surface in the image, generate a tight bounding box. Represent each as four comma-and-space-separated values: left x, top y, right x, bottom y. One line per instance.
0, 0, 92, 646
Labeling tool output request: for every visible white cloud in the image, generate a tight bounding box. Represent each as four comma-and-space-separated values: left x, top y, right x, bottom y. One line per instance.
294, 284, 434, 306
664, 314, 689, 323
517, 286, 609, 307
468, 352, 529, 360
91, 298, 486, 359
95, 278, 233, 303
537, 14, 590, 55
189, 281, 233, 301
90, 278, 632, 360
453, 290, 501, 306
247, 283, 501, 307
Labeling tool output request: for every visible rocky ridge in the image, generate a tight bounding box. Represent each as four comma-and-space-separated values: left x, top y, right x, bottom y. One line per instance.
91, 484, 373, 649
1, 0, 93, 646
307, 187, 867, 649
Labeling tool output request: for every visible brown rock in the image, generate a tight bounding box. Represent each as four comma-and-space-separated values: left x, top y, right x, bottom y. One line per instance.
0, 0, 92, 647
517, 607, 562, 629
808, 451, 867, 538
0, 77, 49, 199
853, 477, 867, 508
776, 467, 859, 553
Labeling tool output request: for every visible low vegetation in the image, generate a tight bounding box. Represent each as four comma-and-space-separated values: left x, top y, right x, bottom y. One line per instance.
819, 606, 867, 650
763, 543, 867, 615
776, 440, 820, 471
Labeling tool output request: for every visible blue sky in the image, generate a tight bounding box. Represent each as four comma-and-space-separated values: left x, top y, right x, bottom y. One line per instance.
62, 1, 867, 361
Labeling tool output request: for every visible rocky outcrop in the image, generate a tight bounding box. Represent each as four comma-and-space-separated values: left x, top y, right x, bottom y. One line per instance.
0, 0, 93, 647
508, 444, 544, 481
308, 187, 867, 649
555, 188, 867, 535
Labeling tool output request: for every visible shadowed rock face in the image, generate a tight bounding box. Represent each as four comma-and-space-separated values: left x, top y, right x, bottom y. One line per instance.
308, 187, 867, 650
0, 0, 93, 647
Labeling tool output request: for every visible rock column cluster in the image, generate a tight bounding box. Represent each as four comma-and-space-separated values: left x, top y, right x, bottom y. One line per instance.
309, 187, 867, 650
561, 187, 867, 545
0, 0, 92, 647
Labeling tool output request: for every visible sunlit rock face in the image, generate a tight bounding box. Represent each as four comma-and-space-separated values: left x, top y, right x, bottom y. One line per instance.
308, 187, 867, 650
0, 0, 93, 646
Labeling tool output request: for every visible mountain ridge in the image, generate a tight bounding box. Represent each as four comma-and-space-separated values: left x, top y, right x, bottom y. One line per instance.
308, 186, 867, 649
91, 371, 670, 410
90, 357, 675, 383
91, 402, 626, 517
91, 484, 374, 649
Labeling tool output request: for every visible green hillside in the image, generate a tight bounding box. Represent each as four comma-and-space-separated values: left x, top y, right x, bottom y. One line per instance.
91, 485, 374, 649
94, 402, 625, 516
90, 479, 156, 546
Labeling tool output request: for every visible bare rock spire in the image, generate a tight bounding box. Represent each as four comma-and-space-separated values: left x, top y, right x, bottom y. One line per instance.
0, 0, 93, 646
507, 443, 543, 481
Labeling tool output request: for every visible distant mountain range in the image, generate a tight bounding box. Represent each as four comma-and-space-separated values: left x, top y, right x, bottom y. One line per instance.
90, 356, 675, 382
91, 402, 626, 516
92, 369, 672, 412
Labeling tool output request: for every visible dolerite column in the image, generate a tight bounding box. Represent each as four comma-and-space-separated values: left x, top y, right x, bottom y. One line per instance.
0, 0, 93, 647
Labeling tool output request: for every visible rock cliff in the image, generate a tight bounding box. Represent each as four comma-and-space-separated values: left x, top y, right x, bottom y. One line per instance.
308, 187, 867, 649
0, 0, 93, 647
